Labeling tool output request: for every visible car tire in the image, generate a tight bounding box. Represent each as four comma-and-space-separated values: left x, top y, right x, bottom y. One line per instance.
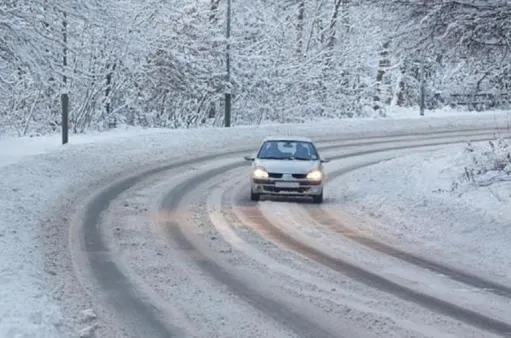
250, 191, 260, 201
312, 192, 323, 204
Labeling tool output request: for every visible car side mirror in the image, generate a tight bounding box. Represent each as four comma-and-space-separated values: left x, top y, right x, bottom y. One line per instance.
244, 155, 255, 161
320, 157, 330, 163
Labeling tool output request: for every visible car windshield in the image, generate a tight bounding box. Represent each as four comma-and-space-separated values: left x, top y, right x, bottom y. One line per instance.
257, 140, 319, 160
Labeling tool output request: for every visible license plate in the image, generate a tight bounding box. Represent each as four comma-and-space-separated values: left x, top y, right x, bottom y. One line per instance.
275, 181, 299, 188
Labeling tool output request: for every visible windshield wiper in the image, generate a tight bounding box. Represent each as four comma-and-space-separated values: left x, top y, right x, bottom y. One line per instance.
259, 156, 310, 160
259, 156, 285, 160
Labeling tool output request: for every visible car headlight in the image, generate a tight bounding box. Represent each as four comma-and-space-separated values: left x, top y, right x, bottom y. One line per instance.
253, 167, 269, 179
307, 170, 322, 180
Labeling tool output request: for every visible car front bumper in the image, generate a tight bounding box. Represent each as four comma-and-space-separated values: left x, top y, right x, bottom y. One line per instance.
251, 178, 323, 196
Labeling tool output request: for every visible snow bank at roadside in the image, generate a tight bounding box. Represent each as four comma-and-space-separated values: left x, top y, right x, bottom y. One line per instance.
0, 112, 509, 337
462, 138, 511, 187
384, 107, 510, 119
0, 125, 171, 168
329, 134, 511, 283
1, 109, 509, 168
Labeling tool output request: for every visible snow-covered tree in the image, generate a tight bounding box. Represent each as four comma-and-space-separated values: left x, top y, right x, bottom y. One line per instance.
1, 0, 509, 135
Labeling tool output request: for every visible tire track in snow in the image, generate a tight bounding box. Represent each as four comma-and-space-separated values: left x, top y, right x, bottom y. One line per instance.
75, 139, 360, 337
304, 161, 511, 300
75, 130, 507, 337
255, 147, 510, 305
206, 167, 483, 338
234, 190, 511, 337
250, 164, 511, 325
159, 163, 340, 338
230, 136, 511, 337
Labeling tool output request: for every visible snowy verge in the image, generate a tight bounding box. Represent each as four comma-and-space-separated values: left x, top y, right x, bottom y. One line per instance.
328, 134, 511, 284
462, 137, 511, 187
383, 107, 511, 119
1, 110, 509, 168
0, 113, 509, 337
0, 125, 171, 168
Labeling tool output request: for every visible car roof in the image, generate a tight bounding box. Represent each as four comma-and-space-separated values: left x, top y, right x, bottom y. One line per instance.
262, 136, 314, 143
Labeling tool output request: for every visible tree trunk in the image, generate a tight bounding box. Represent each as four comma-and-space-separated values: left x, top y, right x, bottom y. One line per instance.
327, 0, 348, 50
373, 40, 390, 111
296, 0, 305, 57
210, 0, 221, 23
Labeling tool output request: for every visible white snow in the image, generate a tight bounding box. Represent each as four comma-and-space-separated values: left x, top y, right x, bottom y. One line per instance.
328, 133, 511, 283
80, 309, 97, 323
0, 111, 510, 337
463, 137, 511, 187
78, 325, 96, 338
383, 106, 511, 120
0, 125, 170, 168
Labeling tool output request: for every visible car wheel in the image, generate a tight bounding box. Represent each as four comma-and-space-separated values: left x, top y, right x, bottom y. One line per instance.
312, 192, 323, 204
250, 191, 260, 201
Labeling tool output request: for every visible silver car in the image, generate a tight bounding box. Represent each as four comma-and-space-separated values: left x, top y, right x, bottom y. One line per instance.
244, 137, 329, 203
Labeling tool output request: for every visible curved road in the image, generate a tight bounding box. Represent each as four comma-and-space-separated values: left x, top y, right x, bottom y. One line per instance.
71, 129, 511, 338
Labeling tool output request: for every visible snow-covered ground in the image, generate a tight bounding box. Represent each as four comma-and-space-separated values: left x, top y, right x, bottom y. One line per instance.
0, 125, 172, 168
383, 107, 511, 119
328, 133, 511, 283
0, 111, 510, 337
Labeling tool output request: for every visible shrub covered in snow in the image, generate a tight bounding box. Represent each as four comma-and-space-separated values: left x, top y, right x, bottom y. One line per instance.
463, 138, 511, 187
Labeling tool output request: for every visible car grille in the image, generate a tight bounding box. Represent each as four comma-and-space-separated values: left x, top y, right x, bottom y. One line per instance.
291, 173, 307, 179
267, 173, 308, 179
254, 179, 320, 186
263, 186, 311, 193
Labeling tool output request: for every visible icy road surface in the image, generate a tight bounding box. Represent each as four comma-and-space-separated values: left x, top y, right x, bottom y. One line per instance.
0, 113, 510, 337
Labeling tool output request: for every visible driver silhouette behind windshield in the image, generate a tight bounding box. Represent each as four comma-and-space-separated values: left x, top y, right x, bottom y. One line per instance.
294, 143, 310, 159
260, 141, 284, 158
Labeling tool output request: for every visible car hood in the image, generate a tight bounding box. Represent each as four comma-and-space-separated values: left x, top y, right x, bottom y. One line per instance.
254, 159, 320, 174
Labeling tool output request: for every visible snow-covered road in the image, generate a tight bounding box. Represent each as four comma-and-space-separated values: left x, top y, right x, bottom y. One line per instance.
1, 114, 510, 337
327, 134, 511, 288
